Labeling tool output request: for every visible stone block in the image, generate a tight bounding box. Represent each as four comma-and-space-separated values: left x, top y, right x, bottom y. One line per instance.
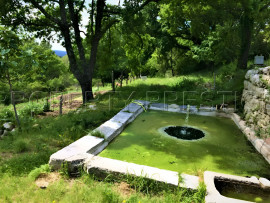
110, 111, 133, 125
3, 122, 14, 131
150, 103, 168, 111
95, 120, 125, 142
259, 177, 270, 188
87, 156, 199, 190
49, 135, 104, 170
245, 69, 258, 80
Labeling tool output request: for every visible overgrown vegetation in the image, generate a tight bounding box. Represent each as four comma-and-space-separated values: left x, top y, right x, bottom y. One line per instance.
0, 0, 269, 201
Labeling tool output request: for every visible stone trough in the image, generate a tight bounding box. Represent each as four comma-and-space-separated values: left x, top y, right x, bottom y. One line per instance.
49, 99, 270, 202
204, 171, 270, 203
49, 100, 200, 189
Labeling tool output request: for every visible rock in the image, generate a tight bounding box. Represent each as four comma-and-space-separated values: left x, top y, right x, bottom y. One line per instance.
265, 138, 270, 145
168, 104, 180, 109
250, 176, 259, 182
33, 124, 39, 128
2, 130, 9, 137
259, 177, 270, 188
3, 122, 14, 131
88, 105, 97, 110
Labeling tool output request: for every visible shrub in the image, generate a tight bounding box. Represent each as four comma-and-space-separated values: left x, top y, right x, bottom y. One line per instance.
0, 85, 11, 105
28, 164, 51, 180
43, 99, 50, 112
0, 151, 52, 176
193, 182, 207, 202
91, 130, 105, 139
0, 109, 14, 123
102, 188, 121, 203
173, 77, 204, 91
14, 139, 30, 153
217, 62, 237, 82
19, 103, 44, 117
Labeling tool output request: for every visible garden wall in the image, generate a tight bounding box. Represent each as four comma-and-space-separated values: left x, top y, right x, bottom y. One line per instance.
242, 66, 270, 139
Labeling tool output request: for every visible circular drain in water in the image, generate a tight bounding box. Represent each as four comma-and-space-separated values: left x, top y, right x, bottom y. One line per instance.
163, 126, 205, 140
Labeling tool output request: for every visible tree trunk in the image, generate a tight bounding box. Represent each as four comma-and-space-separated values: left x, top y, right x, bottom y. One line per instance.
59, 96, 63, 115
170, 48, 174, 77
7, 71, 20, 129
237, 11, 254, 69
80, 80, 94, 104
120, 71, 123, 87
112, 70, 115, 92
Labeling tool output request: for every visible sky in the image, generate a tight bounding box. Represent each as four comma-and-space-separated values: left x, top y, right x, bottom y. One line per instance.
51, 0, 121, 51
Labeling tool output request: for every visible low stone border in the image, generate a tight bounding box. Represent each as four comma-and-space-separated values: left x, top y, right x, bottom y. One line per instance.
49, 100, 270, 199
49, 100, 150, 170
231, 113, 270, 164
86, 156, 199, 190
149, 103, 233, 118
204, 171, 270, 203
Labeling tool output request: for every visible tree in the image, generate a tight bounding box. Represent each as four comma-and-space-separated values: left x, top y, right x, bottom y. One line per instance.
237, 0, 270, 69
0, 27, 34, 129
3, 0, 160, 103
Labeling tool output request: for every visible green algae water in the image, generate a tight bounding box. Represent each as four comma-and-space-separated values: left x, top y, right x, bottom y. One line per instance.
215, 178, 270, 203
100, 110, 270, 177
220, 188, 270, 203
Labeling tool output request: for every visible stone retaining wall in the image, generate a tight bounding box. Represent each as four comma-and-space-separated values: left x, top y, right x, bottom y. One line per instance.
242, 66, 270, 139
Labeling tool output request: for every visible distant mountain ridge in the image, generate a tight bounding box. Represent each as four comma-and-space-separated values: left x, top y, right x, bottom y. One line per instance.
53, 50, 67, 57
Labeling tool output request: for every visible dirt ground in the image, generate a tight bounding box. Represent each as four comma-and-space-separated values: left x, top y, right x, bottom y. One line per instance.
114, 182, 135, 197
40, 90, 109, 117
35, 172, 61, 189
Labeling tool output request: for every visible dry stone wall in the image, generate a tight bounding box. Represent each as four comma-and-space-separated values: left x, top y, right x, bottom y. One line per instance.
242, 66, 270, 139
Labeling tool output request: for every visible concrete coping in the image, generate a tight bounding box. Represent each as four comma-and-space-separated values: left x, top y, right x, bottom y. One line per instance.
49, 135, 104, 170
86, 156, 199, 190
149, 103, 234, 117
49, 100, 149, 170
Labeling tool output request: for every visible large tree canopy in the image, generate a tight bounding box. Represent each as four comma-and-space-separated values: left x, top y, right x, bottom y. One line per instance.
2, 0, 160, 103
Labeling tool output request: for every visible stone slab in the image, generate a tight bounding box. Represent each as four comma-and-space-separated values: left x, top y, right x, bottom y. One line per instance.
49, 135, 104, 169
110, 111, 133, 124
49, 100, 148, 170
150, 103, 233, 118
95, 120, 125, 142
204, 171, 259, 203
180, 174, 200, 190
121, 102, 144, 113
259, 177, 270, 188
87, 156, 199, 190
149, 103, 168, 111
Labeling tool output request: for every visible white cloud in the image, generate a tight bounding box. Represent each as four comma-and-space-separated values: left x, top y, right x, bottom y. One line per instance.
51, 42, 66, 51
107, 0, 122, 5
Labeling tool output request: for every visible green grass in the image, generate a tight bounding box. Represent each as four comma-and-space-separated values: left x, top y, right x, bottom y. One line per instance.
96, 70, 245, 112
0, 68, 257, 202
0, 107, 119, 176
100, 110, 270, 178
0, 172, 206, 203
